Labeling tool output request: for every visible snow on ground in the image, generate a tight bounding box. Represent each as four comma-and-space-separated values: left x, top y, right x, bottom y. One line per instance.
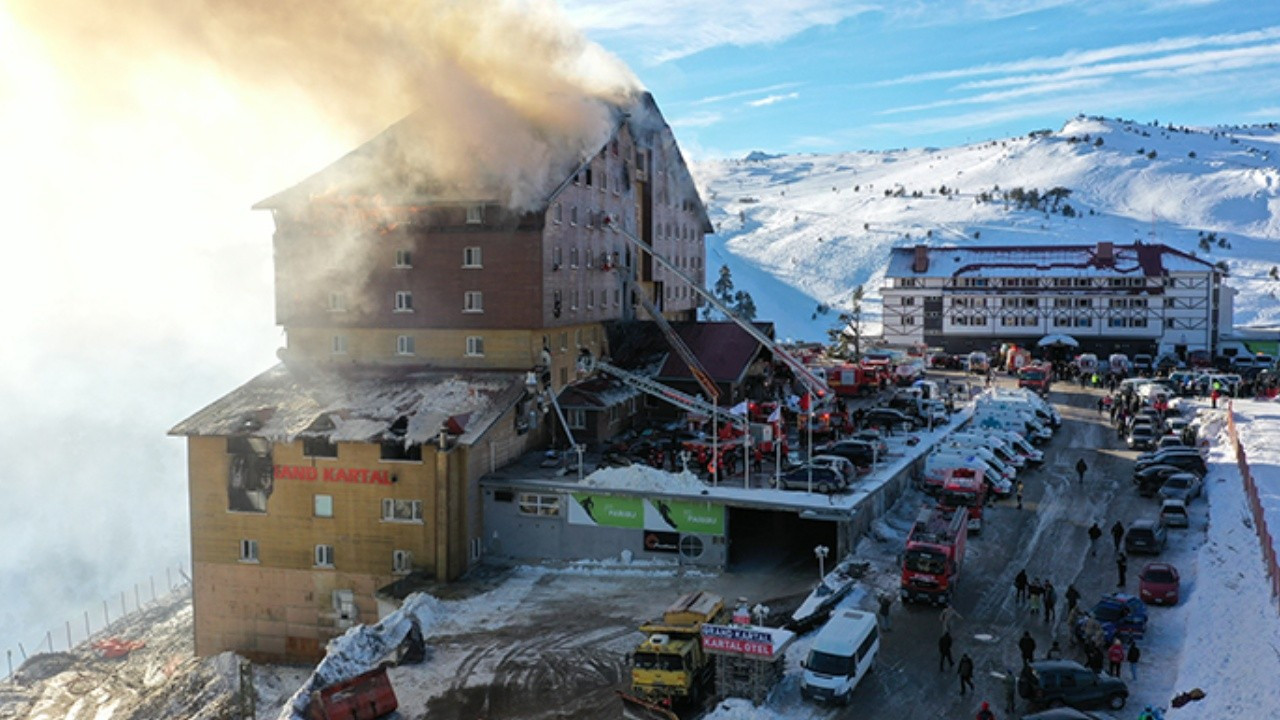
693, 117, 1280, 341
582, 465, 708, 493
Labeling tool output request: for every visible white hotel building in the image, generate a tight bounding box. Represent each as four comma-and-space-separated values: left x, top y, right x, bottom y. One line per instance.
880, 242, 1233, 358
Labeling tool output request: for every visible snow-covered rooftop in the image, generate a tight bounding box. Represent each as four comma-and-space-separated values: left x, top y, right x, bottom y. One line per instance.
886, 242, 1212, 279
168, 363, 526, 447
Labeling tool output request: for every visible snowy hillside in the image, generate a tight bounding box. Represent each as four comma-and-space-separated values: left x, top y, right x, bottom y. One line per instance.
693, 116, 1280, 342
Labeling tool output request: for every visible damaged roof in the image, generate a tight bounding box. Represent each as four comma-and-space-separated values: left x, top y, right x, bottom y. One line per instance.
169, 363, 527, 447
657, 322, 771, 385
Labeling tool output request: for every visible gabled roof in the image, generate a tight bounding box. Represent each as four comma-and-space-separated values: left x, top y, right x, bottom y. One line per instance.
169, 363, 526, 447
886, 242, 1213, 279
556, 375, 641, 410
657, 322, 771, 386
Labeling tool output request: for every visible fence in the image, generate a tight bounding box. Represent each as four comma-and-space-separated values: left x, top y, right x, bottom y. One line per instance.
3, 562, 191, 683
1224, 401, 1280, 606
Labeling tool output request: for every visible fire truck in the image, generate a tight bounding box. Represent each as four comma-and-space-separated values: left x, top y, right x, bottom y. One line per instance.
900, 506, 968, 606
937, 467, 988, 534
1017, 362, 1053, 394
821, 364, 879, 397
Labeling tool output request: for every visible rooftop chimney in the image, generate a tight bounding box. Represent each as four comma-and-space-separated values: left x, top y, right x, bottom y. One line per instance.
912, 244, 930, 273
1096, 241, 1114, 266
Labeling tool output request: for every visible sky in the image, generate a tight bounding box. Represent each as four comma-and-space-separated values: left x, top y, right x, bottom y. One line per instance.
563, 0, 1280, 157
1, 0, 1278, 664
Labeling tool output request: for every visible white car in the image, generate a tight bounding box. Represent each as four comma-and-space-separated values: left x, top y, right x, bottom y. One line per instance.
808, 455, 858, 483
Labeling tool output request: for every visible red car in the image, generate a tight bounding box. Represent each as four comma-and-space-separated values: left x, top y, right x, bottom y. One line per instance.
1138, 562, 1181, 605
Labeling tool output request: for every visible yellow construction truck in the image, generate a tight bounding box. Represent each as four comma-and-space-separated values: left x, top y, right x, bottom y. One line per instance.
621, 591, 727, 718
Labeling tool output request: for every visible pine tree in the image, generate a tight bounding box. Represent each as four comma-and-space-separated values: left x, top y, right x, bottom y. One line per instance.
714, 265, 735, 307
827, 286, 865, 360
732, 291, 757, 321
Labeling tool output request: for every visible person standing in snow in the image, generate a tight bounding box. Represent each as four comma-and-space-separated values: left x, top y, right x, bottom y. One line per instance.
958, 653, 975, 696
878, 593, 894, 631
1107, 638, 1125, 676
1014, 569, 1029, 604
939, 631, 955, 671
941, 606, 963, 633
1043, 580, 1057, 624
1027, 578, 1043, 616
1018, 630, 1037, 665
975, 700, 996, 720
1076, 457, 1088, 484
1065, 583, 1081, 613
1088, 523, 1102, 557
1002, 667, 1016, 713
1116, 552, 1128, 587
1111, 520, 1125, 553
1127, 641, 1141, 680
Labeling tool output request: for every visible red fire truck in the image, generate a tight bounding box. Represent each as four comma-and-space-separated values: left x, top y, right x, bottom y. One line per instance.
1017, 361, 1053, 394
900, 506, 968, 607
823, 364, 879, 397
938, 467, 988, 534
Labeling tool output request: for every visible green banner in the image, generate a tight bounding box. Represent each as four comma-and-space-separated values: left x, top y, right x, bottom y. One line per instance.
569, 493, 644, 528
647, 499, 725, 535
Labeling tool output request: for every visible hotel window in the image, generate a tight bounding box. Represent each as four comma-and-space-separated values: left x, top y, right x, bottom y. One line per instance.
463, 246, 482, 268
553, 246, 563, 268
331, 335, 348, 355
570, 247, 579, 267
584, 167, 593, 187
464, 291, 483, 313
394, 291, 413, 312
570, 207, 578, 225
553, 204, 562, 223
328, 292, 347, 312
303, 437, 338, 458
393, 550, 413, 575
239, 539, 259, 563
394, 250, 412, 268
314, 544, 335, 568
585, 210, 594, 228
902, 316, 916, 325
382, 499, 424, 523
587, 289, 595, 308
517, 493, 561, 517
314, 494, 334, 518
559, 332, 568, 351
900, 297, 915, 306
466, 204, 484, 224
571, 290, 579, 310
567, 408, 586, 429
466, 335, 485, 357
586, 249, 594, 268
396, 335, 415, 356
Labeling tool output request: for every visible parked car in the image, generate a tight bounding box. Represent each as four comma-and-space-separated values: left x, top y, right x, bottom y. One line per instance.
1159, 498, 1190, 528
1124, 519, 1168, 555
1158, 473, 1203, 502
1134, 465, 1190, 498
808, 455, 858, 483
776, 465, 848, 494
847, 429, 890, 457
1076, 593, 1149, 644
1134, 449, 1206, 477
1019, 660, 1129, 711
1154, 435, 1186, 450
863, 407, 918, 432
1138, 562, 1181, 605
1133, 353, 1154, 374
1126, 425, 1157, 450
816, 440, 877, 469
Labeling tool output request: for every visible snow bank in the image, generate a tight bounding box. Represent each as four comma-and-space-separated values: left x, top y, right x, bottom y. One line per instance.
277, 592, 443, 720
580, 465, 708, 493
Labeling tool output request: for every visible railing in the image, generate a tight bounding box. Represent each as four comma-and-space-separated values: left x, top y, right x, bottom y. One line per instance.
2, 562, 191, 683
1224, 401, 1280, 606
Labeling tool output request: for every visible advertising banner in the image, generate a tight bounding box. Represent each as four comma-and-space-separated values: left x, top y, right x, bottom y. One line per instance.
701, 624, 776, 657
645, 499, 725, 536
568, 494, 644, 528
642, 530, 680, 554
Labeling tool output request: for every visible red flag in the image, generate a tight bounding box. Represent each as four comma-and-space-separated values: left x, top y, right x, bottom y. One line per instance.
800, 393, 811, 412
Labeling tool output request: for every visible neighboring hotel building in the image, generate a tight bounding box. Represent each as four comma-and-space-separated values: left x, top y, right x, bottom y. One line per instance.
170, 92, 711, 662
880, 242, 1233, 357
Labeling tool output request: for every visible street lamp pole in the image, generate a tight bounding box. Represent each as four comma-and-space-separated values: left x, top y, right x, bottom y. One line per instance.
814, 545, 829, 581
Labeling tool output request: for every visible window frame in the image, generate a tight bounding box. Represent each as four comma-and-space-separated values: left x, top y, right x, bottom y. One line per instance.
239, 539, 259, 564
466, 205, 484, 224
396, 334, 416, 356
314, 494, 334, 518
463, 290, 484, 313
394, 249, 412, 268
463, 246, 482, 268
331, 335, 348, 355
393, 549, 413, 575
394, 291, 413, 313
328, 292, 347, 313
314, 544, 335, 568
465, 335, 485, 357
517, 492, 562, 517
381, 498, 424, 523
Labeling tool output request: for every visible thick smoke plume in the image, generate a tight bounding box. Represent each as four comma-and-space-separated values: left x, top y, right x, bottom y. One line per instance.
10, 0, 641, 209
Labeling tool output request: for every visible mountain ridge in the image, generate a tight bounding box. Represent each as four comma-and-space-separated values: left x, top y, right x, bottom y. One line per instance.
692, 115, 1280, 342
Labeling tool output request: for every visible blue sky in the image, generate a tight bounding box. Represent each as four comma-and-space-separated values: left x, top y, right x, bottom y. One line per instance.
563, 0, 1280, 158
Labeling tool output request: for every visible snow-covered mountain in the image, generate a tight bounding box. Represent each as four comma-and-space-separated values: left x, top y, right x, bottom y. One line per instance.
693, 116, 1280, 342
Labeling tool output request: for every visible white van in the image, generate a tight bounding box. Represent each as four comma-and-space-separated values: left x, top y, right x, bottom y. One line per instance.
926, 450, 1014, 496
989, 388, 1061, 427
936, 442, 1017, 479
800, 609, 880, 705
948, 432, 1025, 468
972, 408, 1051, 443
992, 429, 1044, 464
978, 398, 1056, 434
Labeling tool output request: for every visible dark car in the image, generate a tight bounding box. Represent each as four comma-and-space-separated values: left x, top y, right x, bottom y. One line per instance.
1133, 464, 1193, 497
1157, 473, 1203, 502
1022, 709, 1110, 720
1075, 593, 1149, 645
1138, 562, 1181, 605
816, 439, 878, 468
775, 465, 848, 494
1124, 519, 1168, 555
863, 407, 918, 432
1019, 660, 1128, 711
1134, 449, 1206, 477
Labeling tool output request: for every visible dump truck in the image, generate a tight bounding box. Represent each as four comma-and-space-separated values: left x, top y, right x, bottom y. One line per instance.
622, 591, 728, 718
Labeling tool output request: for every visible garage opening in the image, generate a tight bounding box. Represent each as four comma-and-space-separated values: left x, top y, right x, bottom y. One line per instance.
726, 507, 839, 573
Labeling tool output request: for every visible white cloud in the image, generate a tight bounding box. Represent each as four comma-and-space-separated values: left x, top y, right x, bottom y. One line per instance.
880, 78, 1104, 116
671, 111, 725, 128
694, 82, 804, 106
748, 92, 799, 107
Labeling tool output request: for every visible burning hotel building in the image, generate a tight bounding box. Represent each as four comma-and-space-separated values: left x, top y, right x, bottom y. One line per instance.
171, 91, 712, 661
